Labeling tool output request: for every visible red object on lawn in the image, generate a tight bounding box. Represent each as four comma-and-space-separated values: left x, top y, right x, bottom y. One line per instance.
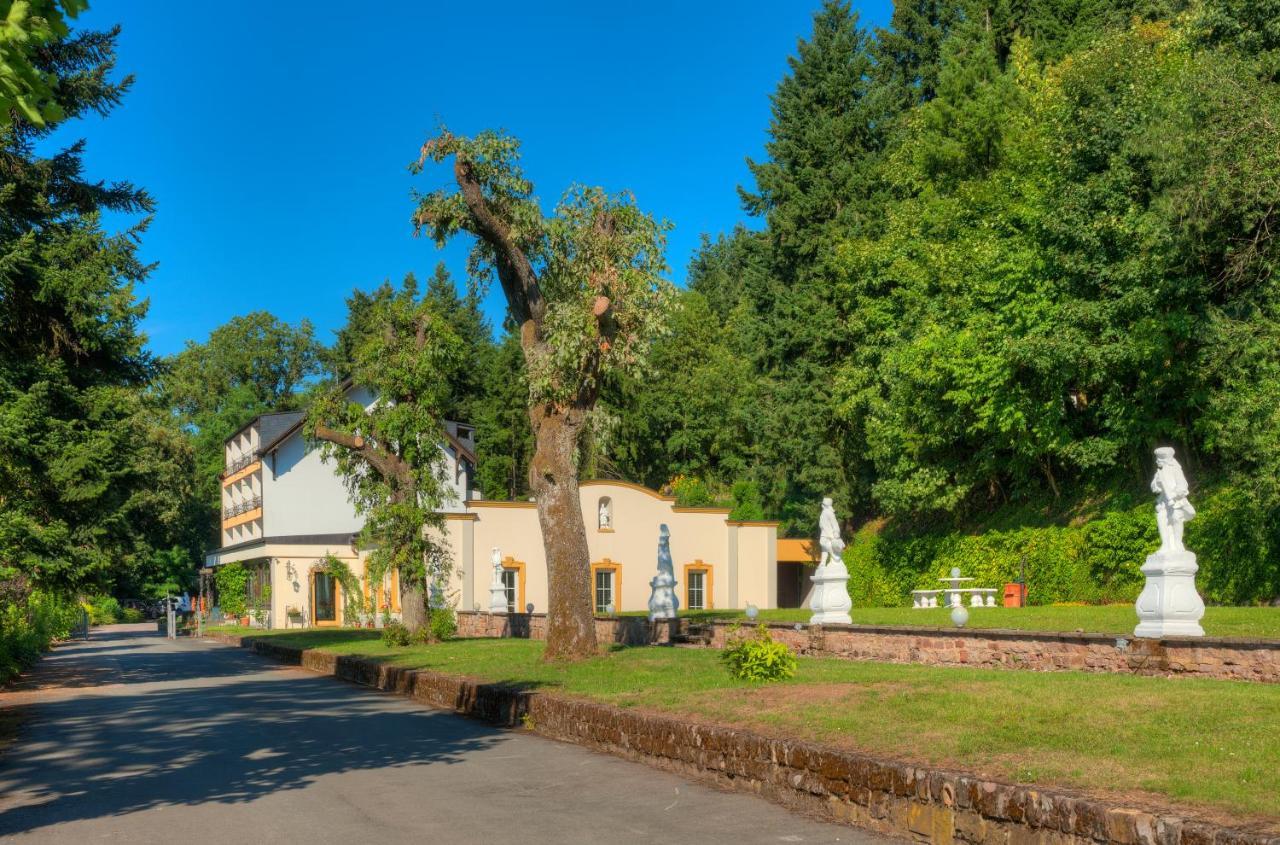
1002, 583, 1026, 608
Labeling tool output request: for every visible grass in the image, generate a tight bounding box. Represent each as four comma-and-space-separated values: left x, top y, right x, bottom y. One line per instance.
211, 625, 1280, 821
618, 604, 1280, 639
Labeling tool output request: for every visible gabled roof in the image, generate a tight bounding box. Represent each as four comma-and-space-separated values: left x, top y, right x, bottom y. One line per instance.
258, 411, 305, 453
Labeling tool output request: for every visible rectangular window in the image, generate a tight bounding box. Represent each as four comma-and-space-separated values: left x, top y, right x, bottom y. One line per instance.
594, 569, 614, 614
501, 569, 518, 613
687, 570, 706, 610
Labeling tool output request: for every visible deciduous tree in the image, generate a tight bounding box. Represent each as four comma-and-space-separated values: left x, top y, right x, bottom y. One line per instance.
411, 129, 672, 660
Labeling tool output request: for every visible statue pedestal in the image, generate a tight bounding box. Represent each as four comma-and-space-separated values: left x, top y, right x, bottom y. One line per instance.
1134, 549, 1205, 638
488, 580, 508, 615
809, 562, 852, 625
648, 572, 678, 621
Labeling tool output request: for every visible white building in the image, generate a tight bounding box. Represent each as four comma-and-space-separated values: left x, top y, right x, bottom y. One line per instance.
205, 392, 793, 629
205, 384, 478, 626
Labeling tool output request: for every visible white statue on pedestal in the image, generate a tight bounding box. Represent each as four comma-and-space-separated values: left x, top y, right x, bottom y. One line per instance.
647, 524, 679, 621
1134, 447, 1205, 638
488, 547, 509, 614
809, 497, 852, 625
599, 499, 612, 530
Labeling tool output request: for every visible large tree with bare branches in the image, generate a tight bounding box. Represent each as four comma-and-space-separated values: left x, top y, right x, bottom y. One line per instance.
411, 129, 672, 660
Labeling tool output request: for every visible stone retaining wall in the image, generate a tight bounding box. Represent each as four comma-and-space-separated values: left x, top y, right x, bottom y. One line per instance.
453, 612, 1280, 683
207, 632, 1279, 845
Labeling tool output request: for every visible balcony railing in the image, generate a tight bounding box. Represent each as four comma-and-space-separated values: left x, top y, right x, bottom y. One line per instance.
225, 453, 257, 476
222, 496, 262, 519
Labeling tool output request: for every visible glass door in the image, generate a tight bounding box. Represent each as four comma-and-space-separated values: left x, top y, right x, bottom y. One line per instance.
313, 573, 338, 625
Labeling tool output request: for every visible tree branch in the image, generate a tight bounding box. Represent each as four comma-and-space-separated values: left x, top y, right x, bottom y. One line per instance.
314, 424, 414, 489
453, 158, 544, 326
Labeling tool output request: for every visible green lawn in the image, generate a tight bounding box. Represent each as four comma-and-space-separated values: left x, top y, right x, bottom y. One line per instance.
618, 604, 1280, 639
211, 626, 1280, 821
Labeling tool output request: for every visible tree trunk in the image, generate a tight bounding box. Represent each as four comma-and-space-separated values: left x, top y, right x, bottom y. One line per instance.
529, 403, 597, 661
400, 571, 428, 633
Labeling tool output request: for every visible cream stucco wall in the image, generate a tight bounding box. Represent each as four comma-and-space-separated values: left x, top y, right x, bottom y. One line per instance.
214, 480, 780, 628
454, 482, 778, 615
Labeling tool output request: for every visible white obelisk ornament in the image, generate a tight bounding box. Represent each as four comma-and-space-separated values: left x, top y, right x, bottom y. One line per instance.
1134, 447, 1205, 637
809, 497, 853, 624
648, 524, 679, 621
488, 547, 509, 614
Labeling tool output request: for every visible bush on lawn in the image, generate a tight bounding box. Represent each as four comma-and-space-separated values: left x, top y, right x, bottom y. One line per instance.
121, 607, 145, 623
721, 624, 797, 683
381, 620, 411, 647
429, 606, 457, 641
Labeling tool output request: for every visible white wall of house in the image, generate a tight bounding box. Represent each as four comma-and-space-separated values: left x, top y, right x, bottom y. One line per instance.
263, 433, 364, 537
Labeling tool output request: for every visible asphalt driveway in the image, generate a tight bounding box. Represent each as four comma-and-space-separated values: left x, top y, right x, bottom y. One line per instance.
0, 624, 885, 844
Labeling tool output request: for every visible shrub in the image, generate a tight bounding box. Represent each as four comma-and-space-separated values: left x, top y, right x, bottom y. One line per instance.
729, 479, 766, 521
428, 605, 457, 641
88, 596, 121, 626
121, 607, 145, 623
0, 591, 79, 684
670, 475, 714, 507
381, 620, 411, 647
721, 624, 797, 683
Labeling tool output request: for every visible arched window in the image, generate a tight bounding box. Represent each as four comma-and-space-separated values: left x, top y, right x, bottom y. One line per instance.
597, 497, 613, 531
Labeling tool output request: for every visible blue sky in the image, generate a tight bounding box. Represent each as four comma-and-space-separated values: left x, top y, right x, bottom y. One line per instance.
62, 1, 892, 357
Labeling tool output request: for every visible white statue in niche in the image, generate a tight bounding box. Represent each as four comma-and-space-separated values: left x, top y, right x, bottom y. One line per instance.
598, 498, 612, 530
647, 524, 679, 621
1151, 447, 1196, 553
1134, 447, 1205, 638
810, 497, 852, 625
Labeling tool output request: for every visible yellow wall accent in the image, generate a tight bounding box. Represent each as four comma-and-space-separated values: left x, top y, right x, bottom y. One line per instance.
221, 461, 261, 487
222, 507, 262, 530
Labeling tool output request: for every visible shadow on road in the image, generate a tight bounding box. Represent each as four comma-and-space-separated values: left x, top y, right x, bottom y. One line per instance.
0, 631, 504, 836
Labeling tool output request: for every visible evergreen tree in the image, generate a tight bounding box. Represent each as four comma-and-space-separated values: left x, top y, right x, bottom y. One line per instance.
0, 19, 196, 594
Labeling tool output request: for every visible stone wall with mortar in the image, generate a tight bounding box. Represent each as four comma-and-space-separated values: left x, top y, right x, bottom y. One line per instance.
207, 632, 1279, 845
453, 612, 1280, 683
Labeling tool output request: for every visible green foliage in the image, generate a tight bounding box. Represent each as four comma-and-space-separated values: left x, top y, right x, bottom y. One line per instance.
381, 620, 411, 647
309, 278, 461, 627
87, 595, 120, 626
0, 15, 203, 598
0, 589, 78, 683
729, 480, 766, 522
429, 604, 457, 641
720, 624, 798, 683
412, 128, 675, 410
120, 607, 144, 623
0, 0, 88, 127
670, 475, 714, 507
844, 479, 1280, 607
214, 562, 249, 620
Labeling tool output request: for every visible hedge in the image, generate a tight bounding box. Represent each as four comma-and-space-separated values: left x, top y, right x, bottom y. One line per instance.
844, 484, 1280, 607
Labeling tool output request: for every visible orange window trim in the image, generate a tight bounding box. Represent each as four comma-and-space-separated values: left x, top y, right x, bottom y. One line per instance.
502, 557, 527, 611
590, 559, 622, 612
311, 569, 343, 627
683, 561, 713, 610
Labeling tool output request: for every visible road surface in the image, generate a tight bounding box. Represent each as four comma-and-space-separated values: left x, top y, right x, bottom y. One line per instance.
0, 624, 886, 844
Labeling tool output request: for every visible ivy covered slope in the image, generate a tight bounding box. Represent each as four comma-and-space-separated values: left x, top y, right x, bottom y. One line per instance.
847, 481, 1280, 608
